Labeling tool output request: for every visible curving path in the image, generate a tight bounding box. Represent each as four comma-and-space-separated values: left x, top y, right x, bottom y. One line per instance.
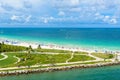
0, 53, 8, 61
88, 53, 103, 61
66, 52, 104, 63
66, 52, 74, 63
0, 56, 110, 71
0, 60, 105, 71
0, 52, 112, 71
13, 56, 20, 64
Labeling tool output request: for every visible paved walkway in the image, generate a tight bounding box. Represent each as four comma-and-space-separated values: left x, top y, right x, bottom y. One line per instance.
0, 59, 105, 71
0, 53, 8, 61
13, 56, 21, 64
66, 52, 74, 63
88, 53, 103, 61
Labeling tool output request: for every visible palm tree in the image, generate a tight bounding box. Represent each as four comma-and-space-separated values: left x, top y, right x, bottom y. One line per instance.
25, 45, 33, 60
37, 44, 41, 49
27, 45, 33, 53
2, 41, 4, 45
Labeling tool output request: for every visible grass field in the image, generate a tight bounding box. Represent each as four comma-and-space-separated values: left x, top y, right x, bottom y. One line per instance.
16, 53, 71, 66
69, 55, 95, 62
0, 54, 4, 59
0, 44, 115, 70
0, 51, 114, 68
74, 51, 88, 54
91, 53, 114, 59
0, 53, 18, 68
36, 49, 72, 53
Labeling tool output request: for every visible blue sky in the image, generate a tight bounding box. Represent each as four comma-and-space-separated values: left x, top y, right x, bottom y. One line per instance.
0, 0, 120, 27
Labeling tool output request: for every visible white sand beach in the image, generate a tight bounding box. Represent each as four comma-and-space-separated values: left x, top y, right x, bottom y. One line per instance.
0, 38, 116, 54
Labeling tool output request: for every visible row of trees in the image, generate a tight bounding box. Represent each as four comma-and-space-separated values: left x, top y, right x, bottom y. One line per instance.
0, 42, 42, 53
0, 42, 27, 52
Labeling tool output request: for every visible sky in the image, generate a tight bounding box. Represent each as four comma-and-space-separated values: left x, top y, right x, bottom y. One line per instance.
0, 0, 120, 27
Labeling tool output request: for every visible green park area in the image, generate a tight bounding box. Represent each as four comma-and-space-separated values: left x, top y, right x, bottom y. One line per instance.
0, 54, 4, 59
0, 43, 115, 70
69, 55, 95, 62
91, 53, 114, 59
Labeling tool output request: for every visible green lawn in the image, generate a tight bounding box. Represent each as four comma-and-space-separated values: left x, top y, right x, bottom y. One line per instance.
0, 54, 4, 59
0, 53, 71, 67
36, 49, 72, 53
16, 53, 71, 66
0, 53, 18, 68
69, 55, 95, 62
91, 53, 114, 59
74, 51, 88, 54
0, 52, 112, 68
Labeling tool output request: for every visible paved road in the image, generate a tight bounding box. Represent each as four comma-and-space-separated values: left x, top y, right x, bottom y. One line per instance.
0, 53, 8, 61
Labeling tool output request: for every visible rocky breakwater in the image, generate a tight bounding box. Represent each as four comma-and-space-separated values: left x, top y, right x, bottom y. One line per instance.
0, 62, 120, 77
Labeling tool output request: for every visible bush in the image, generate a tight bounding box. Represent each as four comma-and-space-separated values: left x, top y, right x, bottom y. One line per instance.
0, 43, 27, 52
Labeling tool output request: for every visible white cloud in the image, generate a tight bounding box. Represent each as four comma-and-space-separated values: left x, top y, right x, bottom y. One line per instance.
110, 19, 117, 24
10, 15, 32, 23
0, 0, 120, 25
0, 0, 24, 9
52, 0, 80, 8
94, 12, 118, 24
23, 1, 32, 8
40, 16, 54, 24
44, 19, 48, 24
102, 16, 118, 24
11, 15, 20, 21
103, 16, 110, 22
25, 15, 32, 22
58, 11, 65, 16
70, 0, 80, 6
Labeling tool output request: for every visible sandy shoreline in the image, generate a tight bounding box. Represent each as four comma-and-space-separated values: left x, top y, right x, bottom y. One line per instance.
0, 38, 115, 54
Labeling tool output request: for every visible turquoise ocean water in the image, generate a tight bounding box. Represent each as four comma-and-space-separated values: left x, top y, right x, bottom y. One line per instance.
0, 28, 120, 50
1, 65, 120, 80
